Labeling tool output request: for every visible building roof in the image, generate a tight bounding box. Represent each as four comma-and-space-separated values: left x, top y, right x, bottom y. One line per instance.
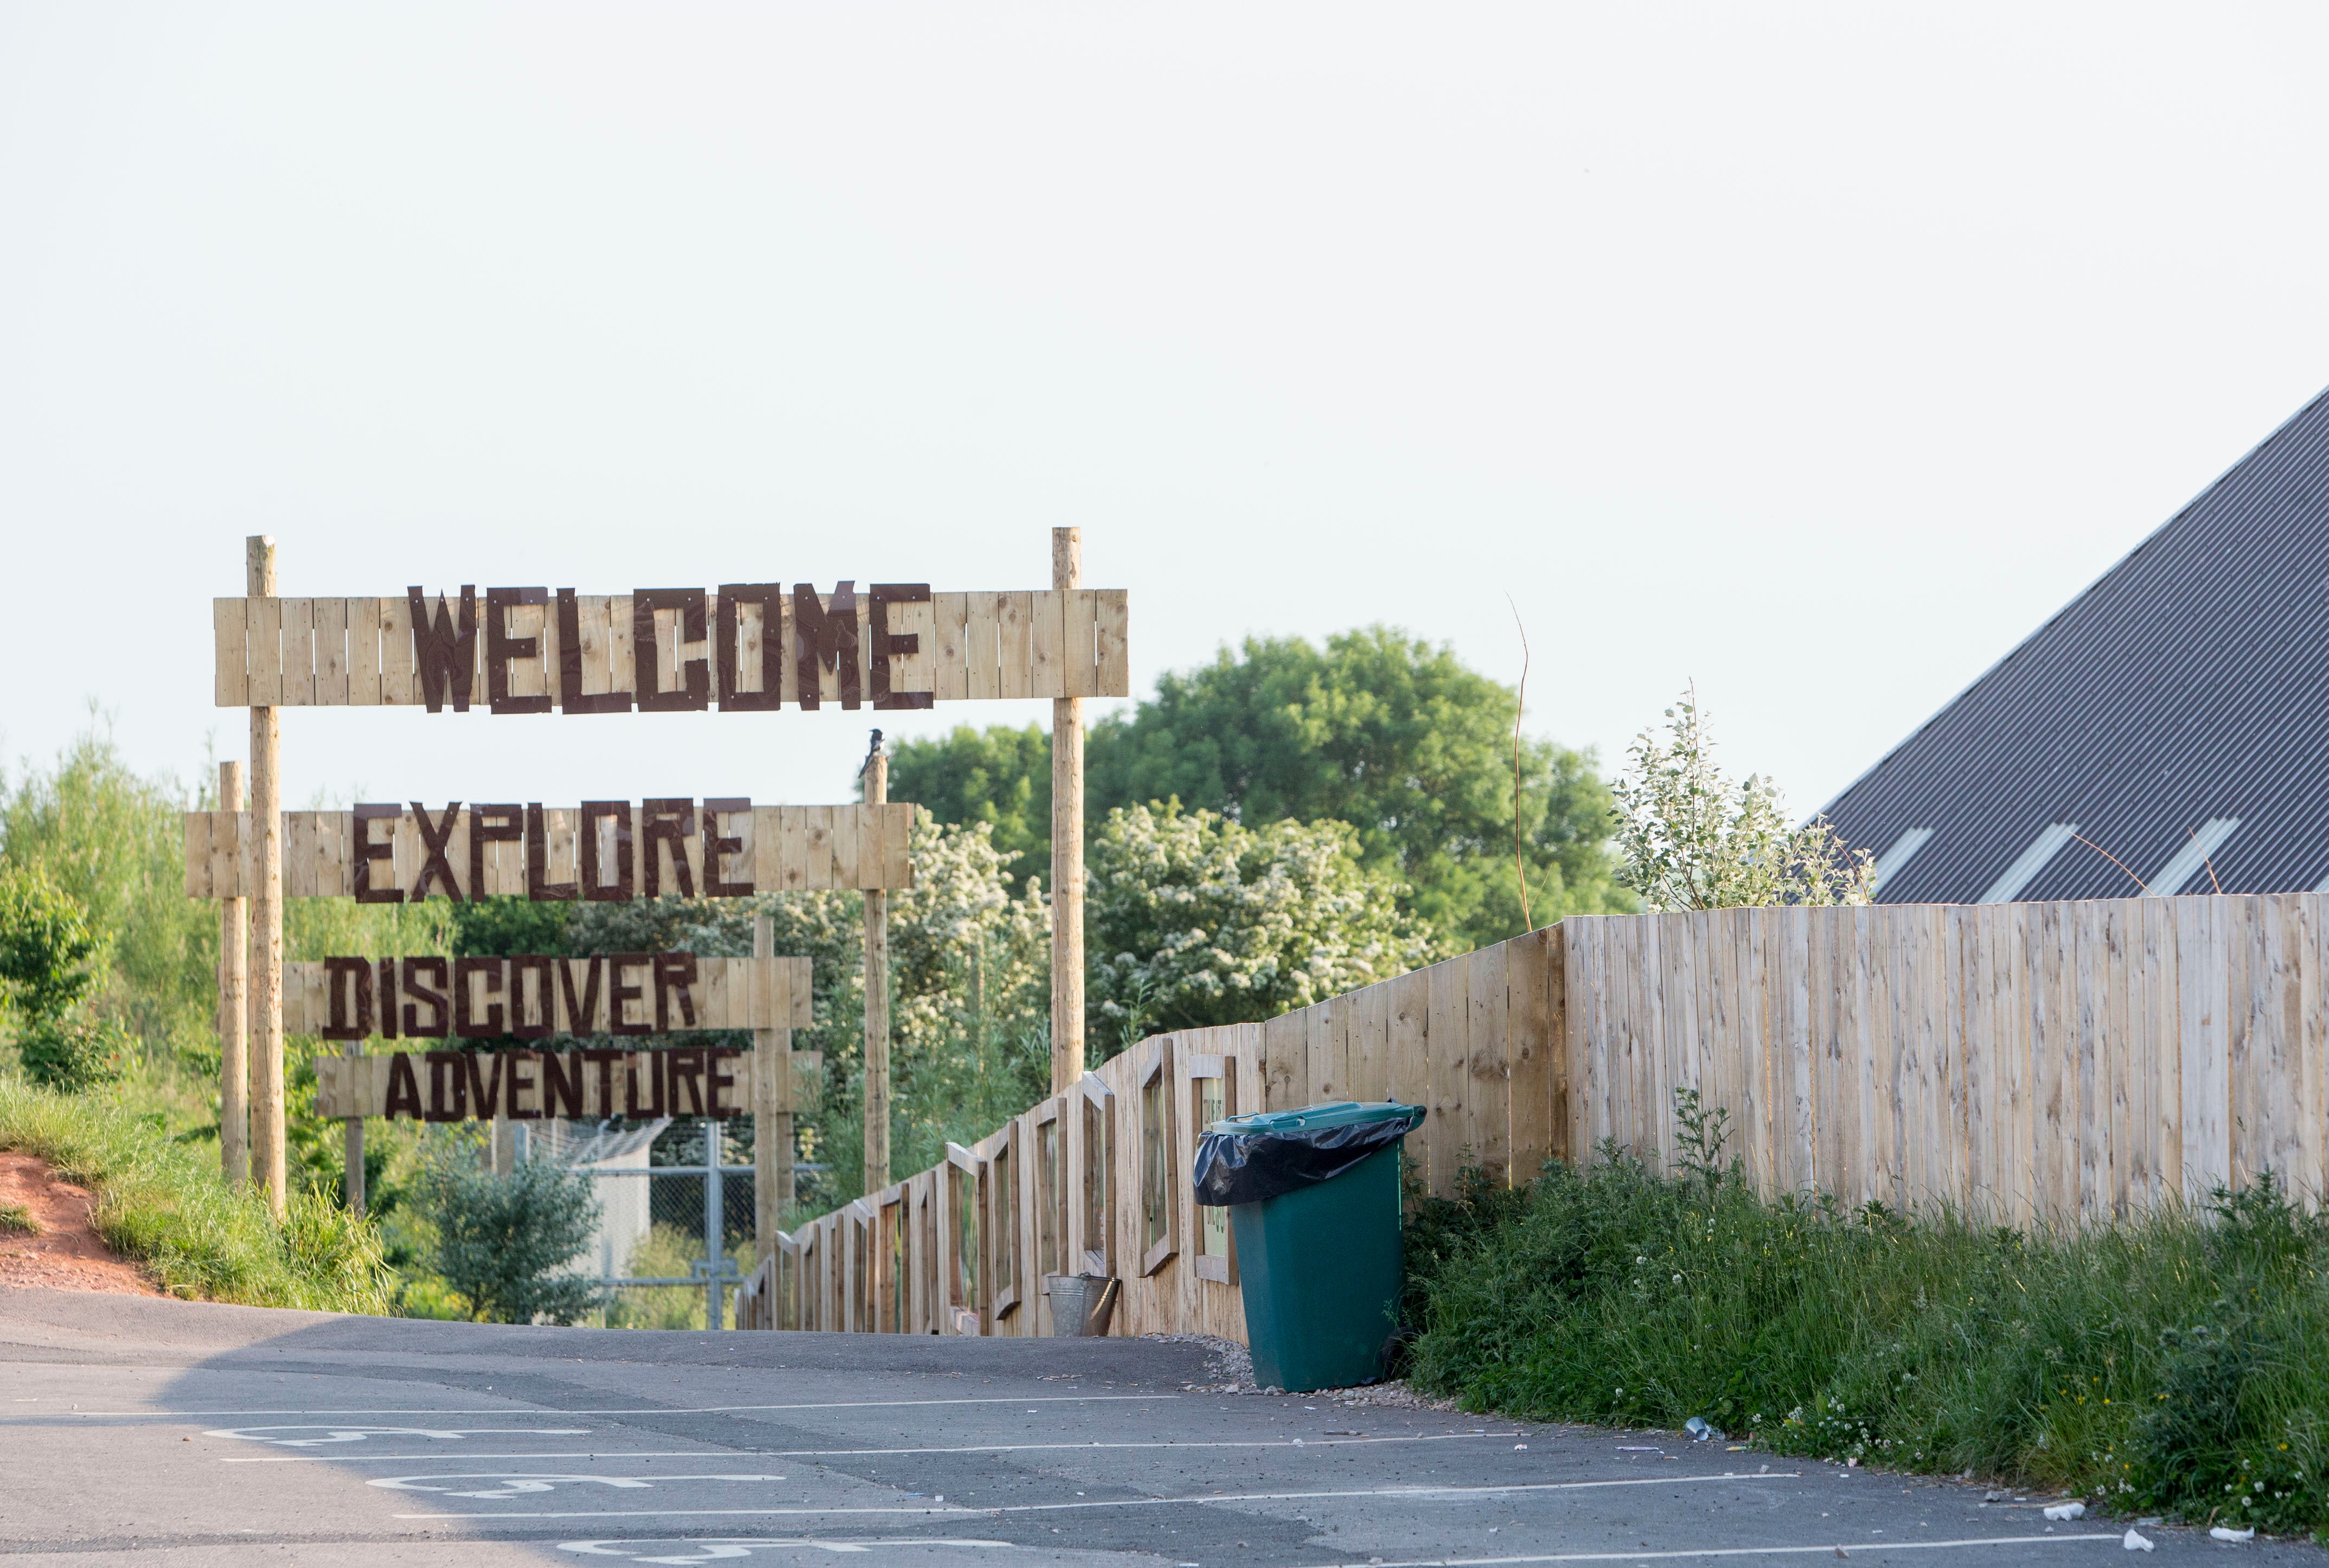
1821, 383, 2329, 905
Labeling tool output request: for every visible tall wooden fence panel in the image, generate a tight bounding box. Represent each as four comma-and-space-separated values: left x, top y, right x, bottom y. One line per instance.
736, 894, 2329, 1341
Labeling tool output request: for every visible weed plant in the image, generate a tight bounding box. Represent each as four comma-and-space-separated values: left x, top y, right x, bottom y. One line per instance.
1408, 1089, 2329, 1534
0, 1073, 391, 1311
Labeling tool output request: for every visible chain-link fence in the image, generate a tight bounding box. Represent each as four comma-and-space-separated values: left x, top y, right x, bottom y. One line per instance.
532, 1116, 814, 1329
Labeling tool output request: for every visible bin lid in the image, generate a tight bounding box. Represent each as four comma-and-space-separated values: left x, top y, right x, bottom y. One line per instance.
1207, 1100, 1422, 1135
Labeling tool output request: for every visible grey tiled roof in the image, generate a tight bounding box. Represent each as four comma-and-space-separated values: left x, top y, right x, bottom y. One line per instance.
1822, 384, 2329, 904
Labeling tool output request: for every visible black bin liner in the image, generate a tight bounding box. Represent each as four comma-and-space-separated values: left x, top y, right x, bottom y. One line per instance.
1193, 1103, 1425, 1206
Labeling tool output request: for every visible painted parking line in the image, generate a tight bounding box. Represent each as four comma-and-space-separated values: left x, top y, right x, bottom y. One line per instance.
398, 1469, 1803, 1520
226, 1430, 1523, 1463
558, 1539, 1018, 1561
1317, 1535, 2125, 1568
207, 1425, 593, 1446
45, 1394, 1179, 1419
371, 1474, 788, 1500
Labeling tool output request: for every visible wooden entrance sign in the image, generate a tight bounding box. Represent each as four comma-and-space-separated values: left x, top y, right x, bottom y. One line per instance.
202, 545, 1130, 1228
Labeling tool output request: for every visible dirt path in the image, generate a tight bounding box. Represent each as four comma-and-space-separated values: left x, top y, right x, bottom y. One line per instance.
0, 1151, 160, 1296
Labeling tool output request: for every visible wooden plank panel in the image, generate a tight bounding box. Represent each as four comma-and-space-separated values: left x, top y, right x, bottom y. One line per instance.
1304, 999, 1336, 1104
1095, 590, 1130, 697
214, 599, 248, 707
884, 803, 913, 889
1029, 590, 1064, 701
184, 811, 212, 898
1260, 1010, 1303, 1112
963, 593, 1001, 702
378, 596, 414, 705
348, 597, 382, 705
996, 592, 1033, 700
1063, 588, 1099, 700
246, 597, 282, 707
312, 596, 349, 706
280, 598, 316, 706
751, 806, 780, 892
932, 592, 970, 702
1468, 940, 1511, 1188
2305, 894, 2328, 1205
1348, 976, 1388, 1104
1426, 956, 1469, 1195
609, 595, 636, 706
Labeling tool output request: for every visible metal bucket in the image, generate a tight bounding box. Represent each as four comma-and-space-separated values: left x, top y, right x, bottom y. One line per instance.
1042, 1273, 1121, 1336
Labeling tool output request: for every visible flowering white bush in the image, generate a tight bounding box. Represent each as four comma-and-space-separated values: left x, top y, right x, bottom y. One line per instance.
1086, 801, 1437, 1042
1610, 688, 1873, 913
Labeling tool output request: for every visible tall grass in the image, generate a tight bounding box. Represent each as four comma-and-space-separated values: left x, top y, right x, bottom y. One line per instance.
0, 1074, 392, 1313
1407, 1095, 2329, 1535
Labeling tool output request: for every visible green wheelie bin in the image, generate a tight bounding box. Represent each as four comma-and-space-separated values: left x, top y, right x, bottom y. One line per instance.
1192, 1100, 1426, 1393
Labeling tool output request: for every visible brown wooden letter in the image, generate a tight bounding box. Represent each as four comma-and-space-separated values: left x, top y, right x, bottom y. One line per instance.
470, 803, 523, 897
353, 804, 404, 904
556, 589, 630, 714
641, 799, 695, 898
702, 796, 753, 898
608, 953, 651, 1036
634, 588, 710, 713
408, 587, 478, 713
321, 956, 373, 1041
793, 581, 860, 710
377, 957, 400, 1040
453, 955, 506, 1038
402, 957, 451, 1038
506, 1050, 540, 1119
580, 801, 634, 901
541, 1049, 586, 1118
526, 803, 578, 901
652, 951, 699, 1032
462, 1050, 504, 1117
868, 583, 933, 710
709, 1045, 743, 1118
485, 587, 553, 715
411, 802, 464, 901
716, 584, 783, 711
384, 1052, 424, 1119
424, 1049, 467, 1121
558, 956, 605, 1035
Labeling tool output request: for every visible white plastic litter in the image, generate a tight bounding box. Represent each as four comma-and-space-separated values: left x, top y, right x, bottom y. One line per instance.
1685, 1417, 1718, 1442
2045, 1503, 2088, 1521
2211, 1527, 2256, 1543
2123, 1530, 2154, 1552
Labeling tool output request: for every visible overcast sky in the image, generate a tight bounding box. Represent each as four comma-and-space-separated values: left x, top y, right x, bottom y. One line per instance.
5, 5, 2328, 827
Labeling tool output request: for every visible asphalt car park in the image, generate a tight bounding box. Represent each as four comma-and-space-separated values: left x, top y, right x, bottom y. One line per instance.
0, 1287, 2312, 1568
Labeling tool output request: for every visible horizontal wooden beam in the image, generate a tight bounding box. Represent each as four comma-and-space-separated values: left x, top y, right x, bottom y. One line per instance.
284, 952, 814, 1038
212, 587, 1130, 709
184, 802, 912, 900
314, 1045, 823, 1121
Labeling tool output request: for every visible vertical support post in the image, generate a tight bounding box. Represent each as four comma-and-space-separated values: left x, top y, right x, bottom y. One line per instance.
216, 760, 249, 1187
752, 913, 794, 1250
342, 1041, 365, 1213
863, 740, 891, 1196
705, 1117, 725, 1330
1051, 527, 1085, 1091
246, 535, 287, 1218
491, 1113, 515, 1176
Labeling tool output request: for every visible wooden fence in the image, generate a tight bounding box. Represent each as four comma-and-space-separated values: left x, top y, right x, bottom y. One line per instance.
737, 893, 2329, 1337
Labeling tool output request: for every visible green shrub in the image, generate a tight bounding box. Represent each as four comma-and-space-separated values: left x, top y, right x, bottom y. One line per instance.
0, 1074, 391, 1311
1408, 1093, 2329, 1533
416, 1153, 602, 1324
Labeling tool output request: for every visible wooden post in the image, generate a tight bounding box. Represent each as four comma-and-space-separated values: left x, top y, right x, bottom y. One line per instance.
216, 760, 249, 1187
753, 913, 795, 1246
343, 1045, 365, 1213
246, 535, 287, 1218
1051, 527, 1085, 1091
863, 741, 891, 1196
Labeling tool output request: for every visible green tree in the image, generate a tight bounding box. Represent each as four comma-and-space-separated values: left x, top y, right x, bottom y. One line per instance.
885, 723, 1052, 878
899, 629, 1628, 950
1610, 687, 1873, 912
1086, 801, 1436, 1041
418, 1148, 604, 1324
0, 862, 126, 1089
